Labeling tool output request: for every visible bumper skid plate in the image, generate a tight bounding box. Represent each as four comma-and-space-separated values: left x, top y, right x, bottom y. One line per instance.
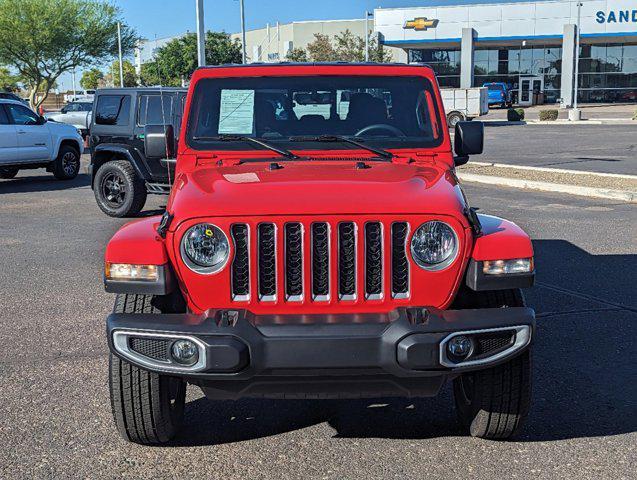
107, 307, 534, 398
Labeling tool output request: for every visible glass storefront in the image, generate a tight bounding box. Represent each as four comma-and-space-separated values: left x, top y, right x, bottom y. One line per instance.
578, 44, 637, 103
408, 43, 637, 103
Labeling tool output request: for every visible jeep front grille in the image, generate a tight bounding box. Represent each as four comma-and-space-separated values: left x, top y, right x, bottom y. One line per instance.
230, 219, 411, 303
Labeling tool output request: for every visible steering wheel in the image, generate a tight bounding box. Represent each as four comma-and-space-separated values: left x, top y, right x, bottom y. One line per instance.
355, 124, 406, 137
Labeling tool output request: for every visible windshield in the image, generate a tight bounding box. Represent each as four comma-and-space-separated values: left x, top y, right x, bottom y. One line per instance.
186, 75, 443, 152
487, 84, 505, 91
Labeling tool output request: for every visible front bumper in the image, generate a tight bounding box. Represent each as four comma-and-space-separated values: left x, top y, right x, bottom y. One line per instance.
107, 307, 534, 399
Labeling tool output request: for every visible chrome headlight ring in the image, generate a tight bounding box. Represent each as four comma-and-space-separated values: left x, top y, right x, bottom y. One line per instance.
410, 220, 459, 271
180, 223, 230, 275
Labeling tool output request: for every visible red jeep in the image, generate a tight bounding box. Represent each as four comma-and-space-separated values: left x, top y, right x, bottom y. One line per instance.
104, 64, 535, 444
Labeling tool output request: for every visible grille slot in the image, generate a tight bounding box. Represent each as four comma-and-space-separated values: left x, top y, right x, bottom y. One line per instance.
311, 222, 330, 300
285, 223, 303, 301
391, 222, 409, 298
338, 222, 356, 300
129, 337, 170, 362
258, 223, 276, 300
231, 224, 250, 300
365, 222, 383, 298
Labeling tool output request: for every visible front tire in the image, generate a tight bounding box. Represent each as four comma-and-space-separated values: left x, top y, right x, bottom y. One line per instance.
52, 144, 81, 180
0, 167, 19, 179
452, 289, 532, 440
94, 160, 147, 217
109, 294, 186, 444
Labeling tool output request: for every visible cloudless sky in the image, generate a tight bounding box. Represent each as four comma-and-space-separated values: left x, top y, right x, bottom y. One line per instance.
59, 0, 548, 90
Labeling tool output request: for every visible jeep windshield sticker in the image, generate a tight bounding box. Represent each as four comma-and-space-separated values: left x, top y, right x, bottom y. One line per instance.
218, 89, 255, 135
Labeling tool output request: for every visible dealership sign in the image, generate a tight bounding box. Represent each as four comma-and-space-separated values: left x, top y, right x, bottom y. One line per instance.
596, 10, 637, 23
375, 0, 637, 44
403, 17, 439, 31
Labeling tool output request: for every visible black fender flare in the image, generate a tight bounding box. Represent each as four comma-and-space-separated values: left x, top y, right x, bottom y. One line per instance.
91, 144, 151, 187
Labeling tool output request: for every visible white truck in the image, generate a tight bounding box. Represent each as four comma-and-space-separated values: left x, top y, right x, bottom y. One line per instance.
45, 101, 93, 138
0, 99, 84, 180
441, 87, 489, 127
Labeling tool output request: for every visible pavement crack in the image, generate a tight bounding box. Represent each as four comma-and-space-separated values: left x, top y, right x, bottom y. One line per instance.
536, 307, 624, 318
536, 281, 637, 314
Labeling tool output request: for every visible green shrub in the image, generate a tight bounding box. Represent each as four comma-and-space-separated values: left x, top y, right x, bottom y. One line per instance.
539, 109, 559, 121
507, 108, 525, 121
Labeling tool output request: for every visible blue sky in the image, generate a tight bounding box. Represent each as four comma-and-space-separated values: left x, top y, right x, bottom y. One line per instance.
59, 0, 547, 90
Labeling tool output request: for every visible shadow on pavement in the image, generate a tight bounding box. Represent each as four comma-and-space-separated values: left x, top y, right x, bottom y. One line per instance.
170, 239, 636, 446
0, 173, 91, 194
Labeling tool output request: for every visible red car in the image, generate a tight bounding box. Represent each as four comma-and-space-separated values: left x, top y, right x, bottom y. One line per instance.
104, 63, 535, 444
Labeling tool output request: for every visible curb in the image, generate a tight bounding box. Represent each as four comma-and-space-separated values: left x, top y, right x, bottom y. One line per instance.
457, 172, 637, 203
468, 161, 637, 180
481, 119, 634, 126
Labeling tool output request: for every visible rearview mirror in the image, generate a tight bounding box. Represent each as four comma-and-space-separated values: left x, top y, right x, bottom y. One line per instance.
454, 121, 484, 166
144, 124, 175, 159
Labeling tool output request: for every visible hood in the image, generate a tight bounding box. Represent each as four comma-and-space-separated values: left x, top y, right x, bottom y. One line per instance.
169, 160, 468, 221
46, 119, 81, 135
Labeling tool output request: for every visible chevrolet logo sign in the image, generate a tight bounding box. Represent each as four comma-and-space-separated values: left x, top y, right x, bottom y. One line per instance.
403, 17, 439, 31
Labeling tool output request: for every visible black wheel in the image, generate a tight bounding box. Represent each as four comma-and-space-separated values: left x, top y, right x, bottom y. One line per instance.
109, 294, 186, 444
52, 144, 81, 180
0, 167, 19, 179
452, 289, 532, 440
94, 160, 147, 217
447, 111, 464, 128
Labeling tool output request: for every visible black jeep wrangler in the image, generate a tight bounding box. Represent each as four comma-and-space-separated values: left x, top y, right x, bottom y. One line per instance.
89, 88, 186, 217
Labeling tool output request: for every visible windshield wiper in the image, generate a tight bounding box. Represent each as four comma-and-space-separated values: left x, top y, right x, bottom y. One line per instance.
289, 135, 393, 160
192, 134, 300, 159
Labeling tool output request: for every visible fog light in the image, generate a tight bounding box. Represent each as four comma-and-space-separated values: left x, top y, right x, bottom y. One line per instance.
447, 335, 473, 359
171, 339, 199, 365
483, 258, 533, 275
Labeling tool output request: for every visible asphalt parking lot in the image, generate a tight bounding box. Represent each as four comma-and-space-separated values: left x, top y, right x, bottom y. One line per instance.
481, 124, 636, 175
1, 126, 636, 479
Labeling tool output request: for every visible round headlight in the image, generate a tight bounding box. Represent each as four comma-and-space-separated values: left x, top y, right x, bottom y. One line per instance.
410, 221, 458, 270
181, 223, 229, 274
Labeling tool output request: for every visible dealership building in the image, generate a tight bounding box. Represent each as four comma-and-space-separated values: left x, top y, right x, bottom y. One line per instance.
375, 0, 637, 105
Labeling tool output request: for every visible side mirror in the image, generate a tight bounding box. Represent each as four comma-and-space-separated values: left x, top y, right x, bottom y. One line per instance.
60, 107, 68, 114
453, 121, 483, 166
38, 115, 47, 125
144, 124, 175, 159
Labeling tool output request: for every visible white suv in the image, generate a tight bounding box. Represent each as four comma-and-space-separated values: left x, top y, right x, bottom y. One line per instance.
0, 99, 84, 180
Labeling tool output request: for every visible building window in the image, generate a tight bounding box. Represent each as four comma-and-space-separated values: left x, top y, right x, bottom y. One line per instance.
577, 43, 637, 102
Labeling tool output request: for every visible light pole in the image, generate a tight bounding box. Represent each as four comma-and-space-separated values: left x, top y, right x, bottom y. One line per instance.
117, 22, 124, 87
364, 11, 374, 62
239, 0, 247, 64
196, 0, 206, 67
570, 2, 583, 120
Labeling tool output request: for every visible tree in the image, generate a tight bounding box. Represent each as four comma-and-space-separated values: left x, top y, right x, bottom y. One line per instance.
139, 61, 162, 87
285, 48, 308, 63
334, 30, 365, 62
139, 31, 242, 87
301, 31, 393, 63
306, 34, 337, 62
0, 66, 22, 92
107, 60, 137, 87
0, 0, 137, 109
80, 68, 104, 90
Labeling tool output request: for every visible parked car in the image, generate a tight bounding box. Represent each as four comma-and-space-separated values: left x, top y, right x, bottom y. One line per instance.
45, 101, 93, 138
0, 99, 83, 180
0, 91, 29, 105
103, 63, 536, 445
483, 82, 513, 108
89, 87, 187, 217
